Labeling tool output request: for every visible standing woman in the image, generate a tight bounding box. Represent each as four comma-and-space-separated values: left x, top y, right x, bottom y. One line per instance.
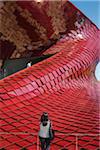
39, 112, 54, 150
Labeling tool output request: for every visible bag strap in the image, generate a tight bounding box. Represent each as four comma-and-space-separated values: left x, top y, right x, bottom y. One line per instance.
50, 121, 51, 127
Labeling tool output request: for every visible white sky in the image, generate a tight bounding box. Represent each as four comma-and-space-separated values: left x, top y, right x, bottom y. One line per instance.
95, 62, 100, 81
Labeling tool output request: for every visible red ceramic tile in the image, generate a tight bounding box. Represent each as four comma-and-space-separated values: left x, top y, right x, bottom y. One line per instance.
0, 2, 99, 149
31, 81, 38, 89
38, 87, 45, 94
20, 86, 28, 94
85, 144, 98, 150
36, 79, 43, 87
17, 80, 26, 86
0, 88, 6, 93
23, 78, 31, 84
46, 82, 52, 89
6, 144, 21, 150
26, 84, 34, 92
28, 75, 36, 81
48, 73, 55, 80
14, 88, 23, 96
0, 94, 10, 100
40, 77, 46, 84
44, 75, 50, 82
12, 83, 20, 89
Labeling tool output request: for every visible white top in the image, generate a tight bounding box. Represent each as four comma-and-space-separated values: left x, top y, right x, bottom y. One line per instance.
27, 62, 31, 68
39, 120, 50, 138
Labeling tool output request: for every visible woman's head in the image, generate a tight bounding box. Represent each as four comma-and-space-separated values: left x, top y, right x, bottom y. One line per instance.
43, 112, 48, 117
41, 112, 49, 126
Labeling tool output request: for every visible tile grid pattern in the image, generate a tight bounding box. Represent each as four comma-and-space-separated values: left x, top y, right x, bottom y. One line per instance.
0, 22, 100, 149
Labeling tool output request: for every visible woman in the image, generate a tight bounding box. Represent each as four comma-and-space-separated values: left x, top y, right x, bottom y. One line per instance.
39, 112, 54, 150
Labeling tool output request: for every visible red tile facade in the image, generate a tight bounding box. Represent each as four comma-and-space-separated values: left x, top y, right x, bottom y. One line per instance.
0, 1, 100, 150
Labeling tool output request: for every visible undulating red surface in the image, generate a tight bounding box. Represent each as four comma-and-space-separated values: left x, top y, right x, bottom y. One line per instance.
0, 1, 100, 150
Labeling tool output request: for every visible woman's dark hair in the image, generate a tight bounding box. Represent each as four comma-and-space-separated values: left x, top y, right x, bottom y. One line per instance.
42, 121, 48, 126
41, 112, 48, 126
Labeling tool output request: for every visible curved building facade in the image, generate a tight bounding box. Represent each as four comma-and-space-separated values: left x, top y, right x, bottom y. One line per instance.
0, 1, 100, 149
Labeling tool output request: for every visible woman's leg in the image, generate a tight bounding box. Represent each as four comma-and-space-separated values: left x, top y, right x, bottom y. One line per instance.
39, 137, 45, 150
45, 138, 51, 150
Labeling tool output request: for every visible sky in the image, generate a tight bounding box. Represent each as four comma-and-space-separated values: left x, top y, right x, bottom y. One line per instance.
95, 62, 100, 81
70, 0, 100, 81
70, 0, 100, 28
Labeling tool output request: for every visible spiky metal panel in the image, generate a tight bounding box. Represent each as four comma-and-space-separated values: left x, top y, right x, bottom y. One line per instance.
0, 0, 87, 67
